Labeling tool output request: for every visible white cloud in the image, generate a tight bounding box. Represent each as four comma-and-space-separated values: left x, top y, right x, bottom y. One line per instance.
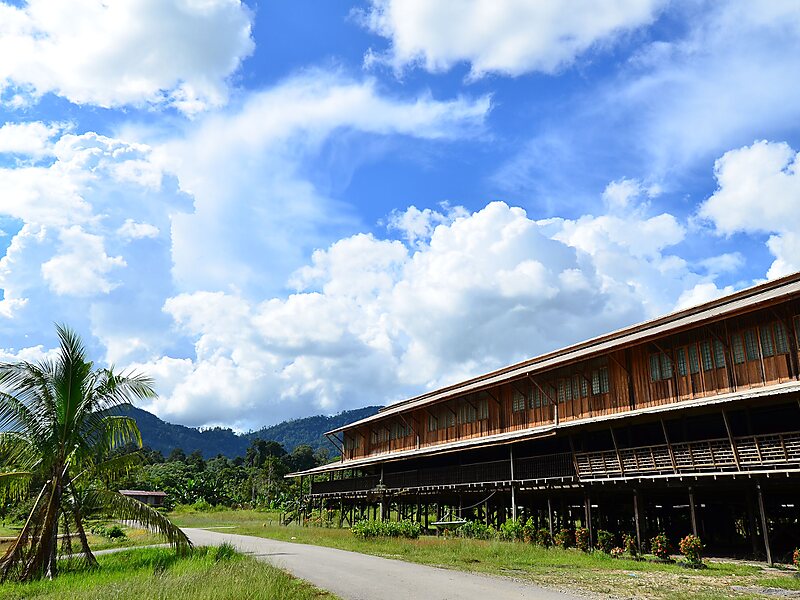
140, 199, 711, 429
699, 140, 800, 279
117, 219, 160, 240
0, 0, 253, 114
0, 121, 64, 157
41, 226, 126, 296
360, 0, 664, 77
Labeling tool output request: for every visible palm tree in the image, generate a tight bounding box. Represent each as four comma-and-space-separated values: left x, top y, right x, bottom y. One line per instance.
0, 325, 190, 581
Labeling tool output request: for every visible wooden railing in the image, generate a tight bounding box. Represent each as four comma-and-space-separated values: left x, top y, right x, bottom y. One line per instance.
575, 431, 800, 479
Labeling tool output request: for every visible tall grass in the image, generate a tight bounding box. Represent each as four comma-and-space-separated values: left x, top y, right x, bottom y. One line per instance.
0, 547, 334, 600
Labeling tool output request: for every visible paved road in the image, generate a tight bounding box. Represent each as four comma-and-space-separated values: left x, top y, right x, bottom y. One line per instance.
184, 528, 589, 600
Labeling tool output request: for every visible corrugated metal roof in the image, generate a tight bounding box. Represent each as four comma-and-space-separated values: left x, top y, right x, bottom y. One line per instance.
328, 272, 800, 434
290, 380, 800, 477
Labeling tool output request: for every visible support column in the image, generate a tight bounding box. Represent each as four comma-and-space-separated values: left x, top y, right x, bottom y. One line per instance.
633, 489, 642, 551
688, 487, 698, 536
547, 496, 554, 538
757, 483, 773, 565
584, 492, 594, 548
510, 445, 517, 521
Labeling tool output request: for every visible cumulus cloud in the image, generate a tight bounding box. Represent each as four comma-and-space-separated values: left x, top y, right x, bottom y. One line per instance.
0, 121, 65, 157
0, 0, 253, 113
360, 0, 664, 77
699, 140, 800, 279
117, 219, 160, 240
139, 199, 712, 429
41, 226, 126, 296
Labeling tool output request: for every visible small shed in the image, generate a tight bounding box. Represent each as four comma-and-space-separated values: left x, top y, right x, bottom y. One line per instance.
119, 490, 167, 507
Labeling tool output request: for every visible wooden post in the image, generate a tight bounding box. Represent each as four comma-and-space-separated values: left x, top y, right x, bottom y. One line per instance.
547, 496, 554, 538
756, 484, 772, 565
633, 489, 642, 551
660, 419, 678, 473
688, 487, 698, 536
510, 445, 517, 521
584, 492, 593, 548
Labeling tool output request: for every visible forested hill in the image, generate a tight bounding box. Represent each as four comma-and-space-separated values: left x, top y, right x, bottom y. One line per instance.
244, 406, 381, 451
118, 405, 381, 459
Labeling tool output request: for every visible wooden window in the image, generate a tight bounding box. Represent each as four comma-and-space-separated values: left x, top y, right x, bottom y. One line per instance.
592, 370, 601, 394
427, 413, 437, 432
676, 348, 687, 376
599, 367, 609, 393
564, 378, 573, 402
512, 389, 526, 412
371, 428, 388, 444
650, 353, 673, 381
713, 340, 726, 367
744, 329, 759, 361
557, 379, 566, 403
344, 435, 360, 450
700, 341, 714, 371
774, 322, 789, 354
458, 403, 477, 424
572, 375, 582, 399
732, 333, 745, 364
478, 397, 489, 420
531, 385, 546, 408
759, 325, 775, 357
649, 354, 661, 382
580, 377, 588, 398
688, 345, 700, 374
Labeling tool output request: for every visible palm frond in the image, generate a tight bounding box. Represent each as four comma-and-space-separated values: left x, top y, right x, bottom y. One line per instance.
0, 471, 33, 501
87, 490, 191, 552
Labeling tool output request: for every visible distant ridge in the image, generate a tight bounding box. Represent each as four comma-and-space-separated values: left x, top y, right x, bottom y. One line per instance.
119, 405, 381, 459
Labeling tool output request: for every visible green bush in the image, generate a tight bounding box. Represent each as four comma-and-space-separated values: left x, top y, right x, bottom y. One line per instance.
535, 527, 552, 548
351, 519, 421, 539
213, 542, 238, 562
679, 534, 703, 566
522, 517, 536, 543
498, 517, 524, 541
90, 523, 127, 541
457, 520, 495, 540
650, 533, 671, 561
574, 527, 589, 552
623, 533, 639, 558
596, 530, 615, 554
554, 528, 575, 549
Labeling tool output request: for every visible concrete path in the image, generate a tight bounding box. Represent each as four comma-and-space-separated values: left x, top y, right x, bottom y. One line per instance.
184, 528, 589, 600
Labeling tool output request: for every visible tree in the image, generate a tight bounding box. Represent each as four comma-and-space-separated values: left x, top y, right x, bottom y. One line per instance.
0, 325, 190, 581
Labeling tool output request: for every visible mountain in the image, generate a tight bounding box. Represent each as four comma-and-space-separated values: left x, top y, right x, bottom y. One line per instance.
119, 405, 381, 459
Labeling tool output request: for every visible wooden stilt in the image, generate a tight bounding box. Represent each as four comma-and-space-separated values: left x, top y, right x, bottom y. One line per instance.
688, 487, 698, 536
633, 489, 642, 551
757, 484, 773, 565
547, 496, 554, 538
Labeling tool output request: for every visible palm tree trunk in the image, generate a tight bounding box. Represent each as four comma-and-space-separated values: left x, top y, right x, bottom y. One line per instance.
69, 485, 97, 568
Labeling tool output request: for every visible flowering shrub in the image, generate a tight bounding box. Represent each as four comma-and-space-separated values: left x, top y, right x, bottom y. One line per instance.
679, 534, 703, 566
611, 547, 625, 559
596, 530, 615, 554
575, 527, 589, 552
535, 528, 553, 548
623, 533, 639, 559
457, 520, 495, 540
554, 528, 575, 549
792, 547, 799, 569
522, 517, 536, 543
650, 533, 671, 561
351, 519, 421, 539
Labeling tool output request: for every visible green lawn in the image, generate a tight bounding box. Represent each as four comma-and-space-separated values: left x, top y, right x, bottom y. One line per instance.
170, 509, 799, 600
0, 521, 166, 556
0, 546, 336, 600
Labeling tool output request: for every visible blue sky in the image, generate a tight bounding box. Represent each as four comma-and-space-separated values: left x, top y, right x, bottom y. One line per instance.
1, 0, 800, 429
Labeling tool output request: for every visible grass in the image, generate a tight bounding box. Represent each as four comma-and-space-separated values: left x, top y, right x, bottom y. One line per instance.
0, 546, 336, 600
0, 521, 166, 555
171, 508, 800, 600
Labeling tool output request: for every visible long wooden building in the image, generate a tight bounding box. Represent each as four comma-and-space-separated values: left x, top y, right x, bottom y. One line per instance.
289, 273, 800, 563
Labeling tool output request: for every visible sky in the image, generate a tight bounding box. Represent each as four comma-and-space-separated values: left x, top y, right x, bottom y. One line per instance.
1, 0, 800, 431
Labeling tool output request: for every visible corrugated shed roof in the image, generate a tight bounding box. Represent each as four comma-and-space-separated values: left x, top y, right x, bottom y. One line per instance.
328, 271, 800, 434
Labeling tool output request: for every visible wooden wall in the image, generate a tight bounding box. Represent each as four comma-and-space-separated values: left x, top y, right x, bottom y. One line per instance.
341, 303, 800, 461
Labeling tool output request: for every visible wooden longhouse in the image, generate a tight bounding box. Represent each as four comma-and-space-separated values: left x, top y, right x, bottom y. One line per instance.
289, 273, 800, 562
